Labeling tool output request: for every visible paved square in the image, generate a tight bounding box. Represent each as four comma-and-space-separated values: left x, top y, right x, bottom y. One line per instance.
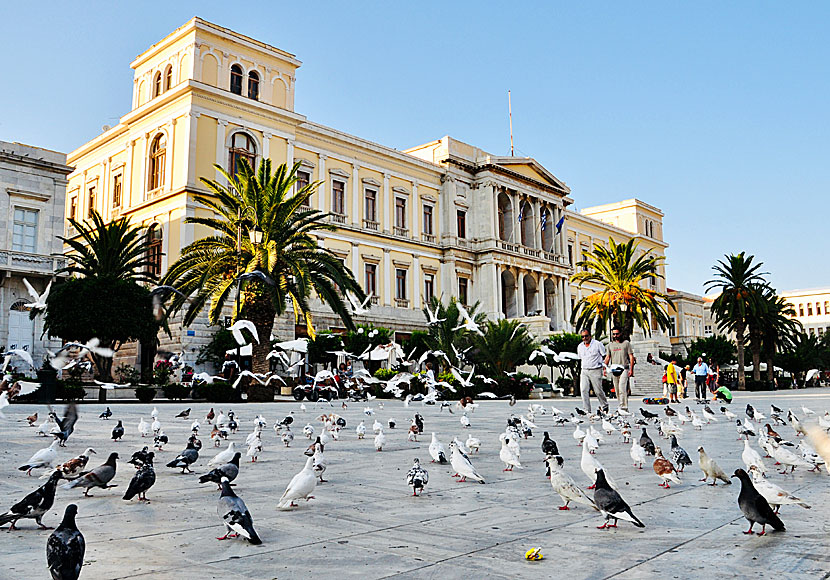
2, 390, 830, 579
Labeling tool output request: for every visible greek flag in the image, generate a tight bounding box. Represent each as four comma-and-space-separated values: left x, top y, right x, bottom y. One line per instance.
555, 216, 565, 234
517, 201, 525, 222
540, 211, 548, 231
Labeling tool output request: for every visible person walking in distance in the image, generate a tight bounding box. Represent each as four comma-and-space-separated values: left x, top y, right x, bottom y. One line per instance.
665, 359, 680, 403
604, 326, 634, 411
577, 329, 608, 414
692, 357, 710, 403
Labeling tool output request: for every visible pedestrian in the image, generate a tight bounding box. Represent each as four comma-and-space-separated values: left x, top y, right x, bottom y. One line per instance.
692, 357, 710, 403
680, 365, 689, 399
577, 329, 608, 414
714, 384, 732, 403
221, 354, 239, 382
603, 326, 634, 411
666, 359, 680, 403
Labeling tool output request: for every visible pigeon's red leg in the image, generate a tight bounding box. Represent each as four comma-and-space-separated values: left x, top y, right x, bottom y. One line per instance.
757, 525, 766, 537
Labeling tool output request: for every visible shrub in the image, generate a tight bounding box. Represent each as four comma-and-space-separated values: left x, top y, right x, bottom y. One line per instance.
135, 387, 157, 403
775, 376, 793, 390
192, 381, 240, 403
56, 381, 86, 401
162, 383, 190, 400
374, 368, 397, 380
555, 376, 574, 396
153, 360, 174, 386
530, 375, 549, 384
115, 364, 141, 386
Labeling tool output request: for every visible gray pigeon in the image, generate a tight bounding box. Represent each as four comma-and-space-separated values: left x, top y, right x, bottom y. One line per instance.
46, 504, 85, 580
217, 478, 261, 544
0, 471, 62, 530
200, 452, 241, 488
123, 453, 156, 502
670, 435, 692, 472
639, 428, 655, 455
61, 452, 118, 497
166, 436, 200, 473
406, 458, 429, 496
732, 468, 785, 535
593, 469, 645, 529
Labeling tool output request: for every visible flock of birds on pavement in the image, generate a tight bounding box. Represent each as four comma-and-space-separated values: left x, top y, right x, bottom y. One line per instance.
3, 395, 830, 579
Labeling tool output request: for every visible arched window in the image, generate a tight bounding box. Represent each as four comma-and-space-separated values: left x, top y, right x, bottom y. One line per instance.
228, 132, 256, 177
248, 71, 260, 100
230, 64, 243, 95
148, 134, 167, 191
146, 224, 163, 277
153, 71, 162, 97
164, 65, 173, 92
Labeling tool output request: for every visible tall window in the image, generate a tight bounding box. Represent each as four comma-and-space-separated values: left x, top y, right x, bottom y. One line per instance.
112, 174, 122, 208
69, 195, 78, 220
395, 269, 407, 300
364, 264, 377, 295
146, 224, 163, 277
799, 304, 805, 317
332, 180, 346, 215
669, 316, 676, 337
458, 277, 469, 305
395, 197, 406, 229
364, 189, 377, 222
248, 71, 260, 100
808, 304, 813, 316
148, 134, 166, 191
456, 210, 467, 239
230, 64, 243, 95
164, 65, 173, 92
816, 302, 822, 315
423, 204, 433, 235
296, 170, 311, 207
228, 132, 256, 177
424, 273, 434, 302
567, 243, 573, 266
153, 71, 162, 97
12, 208, 38, 253
87, 186, 96, 218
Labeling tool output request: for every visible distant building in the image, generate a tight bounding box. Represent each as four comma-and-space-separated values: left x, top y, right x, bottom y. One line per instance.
666, 288, 707, 355
0, 141, 72, 371
780, 288, 830, 338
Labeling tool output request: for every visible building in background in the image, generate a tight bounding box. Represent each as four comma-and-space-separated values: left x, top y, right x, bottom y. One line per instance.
63, 17, 671, 370
666, 288, 706, 355
781, 288, 830, 338
0, 141, 71, 372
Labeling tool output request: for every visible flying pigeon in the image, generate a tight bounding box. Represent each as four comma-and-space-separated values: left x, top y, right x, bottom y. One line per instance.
732, 468, 785, 535
46, 504, 85, 580
217, 478, 261, 544
0, 471, 62, 530
593, 469, 645, 529
230, 319, 259, 345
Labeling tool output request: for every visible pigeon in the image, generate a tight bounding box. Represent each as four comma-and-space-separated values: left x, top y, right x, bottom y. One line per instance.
593, 469, 645, 529
19, 440, 60, 475
414, 413, 424, 434
200, 452, 241, 488
46, 504, 85, 580
460, 413, 471, 429
278, 456, 317, 508
541, 432, 559, 456
302, 423, 315, 439
573, 424, 586, 445
111, 420, 124, 441
151, 406, 158, 420
653, 447, 681, 488
123, 453, 156, 502
388, 418, 396, 429
788, 411, 807, 437
747, 465, 810, 513
209, 442, 237, 467
630, 440, 646, 469
217, 478, 261, 544
246, 432, 262, 463
703, 406, 718, 423
154, 432, 168, 451
581, 444, 616, 490
128, 446, 152, 469
465, 434, 481, 453
732, 468, 785, 535
429, 433, 448, 464
640, 408, 658, 420
737, 419, 755, 440
175, 408, 191, 419
669, 435, 692, 472
406, 458, 429, 496
742, 440, 767, 474
151, 418, 162, 435
98, 407, 112, 420
0, 471, 62, 530
372, 419, 383, 434
545, 455, 598, 511
449, 441, 485, 483
50, 448, 97, 480
50, 404, 79, 446
281, 426, 294, 447
721, 406, 736, 420
770, 440, 814, 474
697, 446, 731, 486
62, 452, 119, 497
746, 404, 757, 421
138, 417, 150, 438
166, 437, 200, 473
355, 421, 366, 439
311, 443, 328, 483
374, 427, 386, 451
639, 428, 655, 455
499, 433, 523, 471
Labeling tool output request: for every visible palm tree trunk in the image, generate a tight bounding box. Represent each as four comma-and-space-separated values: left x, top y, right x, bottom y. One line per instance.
242, 294, 277, 375
749, 326, 762, 382
735, 323, 747, 390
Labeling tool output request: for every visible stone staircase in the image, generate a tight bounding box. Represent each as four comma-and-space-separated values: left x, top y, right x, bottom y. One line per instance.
630, 360, 666, 396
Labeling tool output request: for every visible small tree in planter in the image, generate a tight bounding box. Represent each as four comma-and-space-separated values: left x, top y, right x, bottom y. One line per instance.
153, 360, 174, 386
135, 386, 156, 403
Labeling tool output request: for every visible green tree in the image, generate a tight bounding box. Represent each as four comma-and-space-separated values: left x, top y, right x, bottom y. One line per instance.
570, 239, 672, 339
705, 252, 768, 390
421, 296, 486, 372
341, 324, 392, 358
163, 159, 364, 373
469, 319, 536, 376
775, 332, 825, 384
307, 332, 343, 370
759, 292, 801, 382
195, 327, 238, 369
544, 332, 583, 395
685, 335, 737, 367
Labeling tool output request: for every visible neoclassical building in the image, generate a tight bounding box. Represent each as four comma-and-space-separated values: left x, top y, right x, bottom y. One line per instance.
64, 18, 671, 368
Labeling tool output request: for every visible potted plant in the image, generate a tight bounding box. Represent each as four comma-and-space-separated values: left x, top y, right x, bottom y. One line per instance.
135, 386, 157, 403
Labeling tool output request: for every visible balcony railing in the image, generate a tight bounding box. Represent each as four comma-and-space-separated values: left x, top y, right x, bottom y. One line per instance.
330, 213, 346, 224
394, 298, 410, 308
363, 219, 379, 231
499, 241, 521, 253
522, 247, 541, 258
370, 295, 379, 305
456, 238, 468, 247
0, 251, 65, 273
421, 233, 435, 243
393, 226, 409, 237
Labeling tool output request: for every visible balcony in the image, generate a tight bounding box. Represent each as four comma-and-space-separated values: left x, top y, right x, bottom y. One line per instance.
370, 295, 379, 305
395, 298, 410, 308
363, 219, 379, 231
0, 250, 65, 274
329, 213, 346, 224
499, 240, 521, 253
393, 226, 409, 237
522, 247, 541, 258
421, 233, 435, 243
456, 238, 468, 248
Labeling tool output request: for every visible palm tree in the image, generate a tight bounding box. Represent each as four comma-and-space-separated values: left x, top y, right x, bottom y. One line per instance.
570, 239, 672, 338
163, 159, 364, 373
760, 292, 801, 382
59, 210, 157, 282
421, 296, 485, 372
705, 252, 768, 390
469, 319, 536, 376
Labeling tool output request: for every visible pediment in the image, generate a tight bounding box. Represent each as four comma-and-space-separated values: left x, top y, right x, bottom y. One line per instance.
489, 157, 570, 193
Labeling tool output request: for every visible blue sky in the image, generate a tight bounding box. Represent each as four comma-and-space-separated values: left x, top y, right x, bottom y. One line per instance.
2, 1, 828, 295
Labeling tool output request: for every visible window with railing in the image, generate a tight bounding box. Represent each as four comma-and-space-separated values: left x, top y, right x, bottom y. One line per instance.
296, 170, 311, 207
364, 264, 377, 296
87, 186, 96, 219
364, 188, 377, 223
112, 174, 122, 208
423, 204, 433, 235
396, 268, 407, 300
331, 180, 346, 215
248, 71, 260, 100
146, 224, 163, 277
228, 132, 256, 178
395, 197, 406, 231
424, 274, 434, 302
457, 210, 467, 239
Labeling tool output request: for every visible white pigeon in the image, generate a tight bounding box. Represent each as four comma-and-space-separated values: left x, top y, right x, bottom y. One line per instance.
770, 440, 814, 473
583, 431, 599, 454
36, 417, 55, 437
465, 434, 481, 453
460, 414, 471, 428
246, 432, 262, 462
303, 424, 314, 439
282, 426, 294, 447
581, 444, 616, 489
215, 410, 227, 427
319, 427, 331, 447
300, 403, 307, 413
230, 319, 259, 345
245, 427, 262, 447
722, 408, 736, 420
452, 437, 470, 455
601, 419, 617, 434
748, 465, 811, 512
546, 455, 599, 511
691, 415, 704, 430
374, 427, 386, 451
802, 405, 816, 416
312, 447, 327, 482
697, 446, 731, 486
449, 441, 485, 483
209, 442, 237, 467
702, 407, 718, 423
19, 440, 60, 475
630, 439, 647, 469
573, 424, 586, 445
818, 412, 830, 431
372, 419, 383, 434
151, 419, 162, 435
429, 433, 448, 464
277, 456, 317, 509
138, 418, 150, 437
356, 421, 366, 439
22, 277, 51, 311
742, 439, 767, 474
191, 419, 200, 433
346, 290, 373, 315
499, 434, 522, 471
150, 407, 159, 420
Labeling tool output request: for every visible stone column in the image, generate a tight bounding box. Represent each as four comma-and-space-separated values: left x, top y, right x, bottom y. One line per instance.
533, 198, 542, 250
351, 241, 359, 280
165, 118, 176, 193
317, 155, 327, 213
411, 181, 419, 238
215, 119, 228, 181
124, 140, 134, 207
382, 173, 391, 233
481, 261, 500, 319
101, 158, 110, 218
383, 249, 392, 306
184, 112, 199, 188
262, 132, 271, 161
137, 135, 147, 202
351, 164, 360, 226
517, 270, 526, 317
412, 255, 421, 310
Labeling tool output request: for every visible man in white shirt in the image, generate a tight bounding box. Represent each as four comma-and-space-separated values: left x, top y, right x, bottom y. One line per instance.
577, 329, 608, 413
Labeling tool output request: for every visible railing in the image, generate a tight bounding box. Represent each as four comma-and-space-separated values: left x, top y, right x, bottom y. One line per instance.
0, 251, 65, 273
393, 226, 409, 237
421, 233, 435, 243
394, 298, 410, 308
522, 247, 541, 258
111, 205, 122, 218
330, 213, 346, 224
499, 241, 521, 253
146, 187, 164, 200
363, 219, 379, 231
456, 238, 468, 247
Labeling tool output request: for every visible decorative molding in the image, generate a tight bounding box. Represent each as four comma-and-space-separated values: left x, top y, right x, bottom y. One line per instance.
5, 188, 50, 202
454, 199, 469, 209
361, 177, 381, 187
392, 186, 410, 196
361, 253, 381, 263
420, 193, 437, 203
421, 264, 438, 274
329, 168, 350, 179
329, 248, 350, 258
297, 158, 315, 170
392, 259, 411, 268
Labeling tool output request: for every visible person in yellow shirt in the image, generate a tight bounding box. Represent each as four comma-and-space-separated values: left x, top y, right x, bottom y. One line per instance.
665, 360, 680, 403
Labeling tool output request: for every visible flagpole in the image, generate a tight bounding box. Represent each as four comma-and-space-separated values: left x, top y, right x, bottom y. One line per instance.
508, 90, 514, 157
